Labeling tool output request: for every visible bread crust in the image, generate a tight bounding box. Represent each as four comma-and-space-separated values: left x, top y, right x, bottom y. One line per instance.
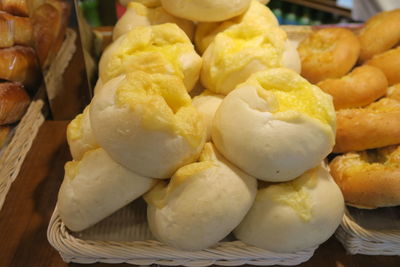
330, 146, 400, 208
317, 65, 388, 110
298, 27, 360, 84
365, 46, 400, 86
0, 125, 11, 148
0, 82, 30, 125
0, 11, 33, 48
358, 9, 400, 62
0, 0, 29, 16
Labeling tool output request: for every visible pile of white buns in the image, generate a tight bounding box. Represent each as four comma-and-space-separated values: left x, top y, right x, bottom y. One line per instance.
58, 0, 345, 253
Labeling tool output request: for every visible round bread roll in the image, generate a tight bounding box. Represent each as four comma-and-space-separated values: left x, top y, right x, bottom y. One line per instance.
365, 46, 400, 86
334, 89, 400, 153
234, 163, 344, 252
201, 21, 286, 95
317, 65, 388, 110
0, 82, 30, 125
194, 0, 278, 54
113, 2, 194, 41
330, 145, 400, 209
119, 0, 160, 8
298, 28, 360, 84
58, 148, 156, 232
90, 72, 206, 179
358, 9, 400, 62
67, 106, 99, 160
192, 90, 224, 141
161, 0, 251, 22
212, 68, 336, 182
145, 143, 257, 251
282, 39, 301, 74
99, 23, 202, 91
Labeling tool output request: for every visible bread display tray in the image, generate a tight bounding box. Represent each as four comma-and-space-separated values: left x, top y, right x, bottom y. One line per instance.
335, 207, 400, 256
0, 29, 76, 211
48, 198, 317, 266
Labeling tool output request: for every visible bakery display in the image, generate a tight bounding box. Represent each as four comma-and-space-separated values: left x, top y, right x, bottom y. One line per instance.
113, 2, 194, 41
234, 163, 344, 252
0, 81, 30, 125
99, 23, 202, 91
212, 68, 335, 181
89, 72, 206, 179
330, 145, 400, 209
145, 143, 257, 251
298, 27, 360, 84
365, 46, 400, 86
317, 65, 388, 110
358, 9, 400, 62
160, 0, 252, 22
58, 147, 156, 232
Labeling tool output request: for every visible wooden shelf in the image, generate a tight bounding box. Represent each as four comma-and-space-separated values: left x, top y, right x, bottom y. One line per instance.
282, 0, 352, 17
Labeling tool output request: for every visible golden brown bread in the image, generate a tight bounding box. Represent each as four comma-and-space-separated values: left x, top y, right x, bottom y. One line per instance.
0, 45, 40, 88
365, 46, 400, 86
0, 82, 30, 125
317, 65, 388, 110
0, 125, 11, 148
334, 90, 400, 153
330, 145, 400, 209
0, 11, 33, 48
358, 9, 400, 62
31, 0, 70, 68
298, 27, 360, 84
0, 0, 29, 16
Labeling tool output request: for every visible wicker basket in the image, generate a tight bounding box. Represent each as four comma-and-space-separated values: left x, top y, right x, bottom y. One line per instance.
335, 207, 400, 256
47, 198, 317, 266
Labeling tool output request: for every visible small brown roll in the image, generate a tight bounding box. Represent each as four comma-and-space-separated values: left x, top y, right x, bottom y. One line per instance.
317, 65, 388, 110
0, 11, 33, 48
0, 125, 11, 148
0, 45, 40, 88
0, 82, 30, 125
330, 145, 400, 209
334, 93, 400, 153
358, 9, 400, 62
0, 0, 29, 16
365, 46, 400, 86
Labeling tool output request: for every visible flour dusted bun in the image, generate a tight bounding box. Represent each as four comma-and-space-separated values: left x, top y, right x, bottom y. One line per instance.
201, 21, 286, 95
99, 23, 201, 91
67, 106, 99, 160
145, 143, 257, 251
161, 0, 251, 22
195, 0, 278, 54
282, 39, 301, 74
212, 68, 336, 181
90, 72, 206, 179
192, 90, 224, 141
113, 2, 194, 41
234, 163, 344, 252
58, 148, 156, 232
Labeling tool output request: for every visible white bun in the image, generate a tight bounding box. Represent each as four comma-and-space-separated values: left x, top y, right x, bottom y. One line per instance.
58, 148, 156, 232
192, 91, 224, 141
99, 23, 201, 91
67, 106, 99, 160
145, 143, 257, 251
161, 0, 251, 22
283, 40, 301, 74
201, 21, 286, 95
234, 163, 344, 252
90, 72, 206, 179
212, 68, 336, 181
113, 2, 194, 41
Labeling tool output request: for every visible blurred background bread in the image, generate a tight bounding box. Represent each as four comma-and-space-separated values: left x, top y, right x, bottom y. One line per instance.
0, 81, 30, 125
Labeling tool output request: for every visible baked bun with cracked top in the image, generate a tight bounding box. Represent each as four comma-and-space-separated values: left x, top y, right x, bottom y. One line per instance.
90, 72, 206, 179
145, 143, 257, 251
358, 9, 400, 62
330, 145, 400, 209
334, 86, 400, 153
298, 27, 360, 84
0, 82, 30, 125
234, 163, 344, 252
212, 68, 336, 182
317, 65, 388, 110
365, 46, 400, 86
58, 147, 156, 232
99, 23, 202, 92
161, 0, 251, 22
113, 2, 194, 41
0, 11, 33, 48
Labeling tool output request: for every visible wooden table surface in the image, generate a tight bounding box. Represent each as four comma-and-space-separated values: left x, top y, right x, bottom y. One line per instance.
0, 120, 399, 267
